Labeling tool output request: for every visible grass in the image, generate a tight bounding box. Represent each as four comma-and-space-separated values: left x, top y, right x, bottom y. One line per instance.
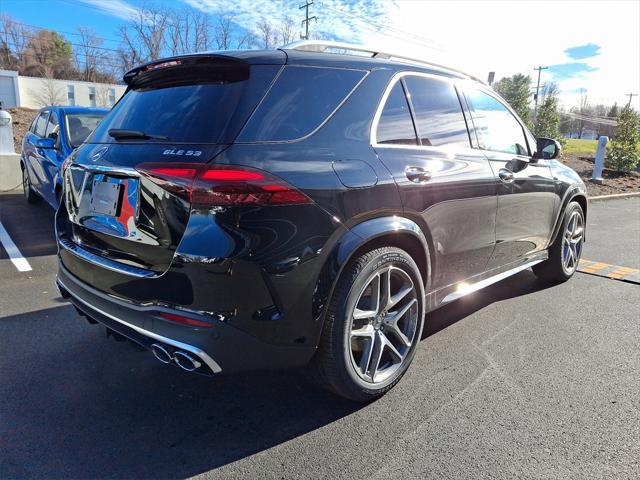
563, 138, 598, 156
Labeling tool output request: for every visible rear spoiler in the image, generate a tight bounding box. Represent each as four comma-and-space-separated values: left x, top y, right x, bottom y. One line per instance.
123, 54, 251, 89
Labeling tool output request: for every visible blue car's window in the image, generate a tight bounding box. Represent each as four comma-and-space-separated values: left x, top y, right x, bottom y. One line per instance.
33, 111, 49, 137
66, 114, 106, 147
238, 66, 367, 142
45, 112, 59, 140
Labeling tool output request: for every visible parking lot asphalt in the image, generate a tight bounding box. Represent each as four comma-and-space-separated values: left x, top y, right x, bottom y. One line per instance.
1, 194, 639, 479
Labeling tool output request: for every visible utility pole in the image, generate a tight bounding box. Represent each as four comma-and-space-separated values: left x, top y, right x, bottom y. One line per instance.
299, 1, 317, 40
533, 65, 548, 125
625, 92, 638, 107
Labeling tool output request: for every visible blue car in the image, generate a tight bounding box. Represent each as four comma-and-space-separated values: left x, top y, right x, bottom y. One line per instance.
21, 106, 108, 208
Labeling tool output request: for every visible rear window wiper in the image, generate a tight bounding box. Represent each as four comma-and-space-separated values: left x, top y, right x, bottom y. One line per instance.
108, 129, 169, 141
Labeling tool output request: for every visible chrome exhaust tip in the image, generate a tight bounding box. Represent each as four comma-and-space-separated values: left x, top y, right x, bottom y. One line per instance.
151, 343, 172, 364
173, 351, 202, 372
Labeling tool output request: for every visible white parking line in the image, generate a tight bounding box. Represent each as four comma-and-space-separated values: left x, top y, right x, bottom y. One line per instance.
0, 221, 32, 272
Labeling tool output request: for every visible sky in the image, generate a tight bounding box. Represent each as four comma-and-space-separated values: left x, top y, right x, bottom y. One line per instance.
2, 0, 639, 110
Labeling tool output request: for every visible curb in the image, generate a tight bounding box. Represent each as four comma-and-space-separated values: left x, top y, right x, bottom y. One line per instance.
589, 192, 640, 202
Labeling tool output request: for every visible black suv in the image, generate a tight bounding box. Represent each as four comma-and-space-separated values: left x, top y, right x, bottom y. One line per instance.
56, 41, 587, 401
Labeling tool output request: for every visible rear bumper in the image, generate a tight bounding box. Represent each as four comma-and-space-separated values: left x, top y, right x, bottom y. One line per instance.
57, 264, 316, 375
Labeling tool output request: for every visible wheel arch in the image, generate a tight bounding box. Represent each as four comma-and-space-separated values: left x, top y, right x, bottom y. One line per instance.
311, 215, 432, 346
549, 188, 588, 246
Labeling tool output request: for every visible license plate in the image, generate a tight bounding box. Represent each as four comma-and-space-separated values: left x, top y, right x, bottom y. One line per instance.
90, 180, 121, 217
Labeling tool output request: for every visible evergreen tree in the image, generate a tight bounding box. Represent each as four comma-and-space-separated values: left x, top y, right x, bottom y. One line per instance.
535, 91, 564, 145
607, 102, 619, 118
606, 105, 640, 171
493, 74, 533, 128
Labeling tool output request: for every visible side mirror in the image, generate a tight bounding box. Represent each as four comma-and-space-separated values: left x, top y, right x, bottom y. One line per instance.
534, 137, 561, 160
35, 138, 56, 149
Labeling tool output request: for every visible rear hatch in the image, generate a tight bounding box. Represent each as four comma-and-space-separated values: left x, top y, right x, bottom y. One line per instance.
59, 53, 283, 274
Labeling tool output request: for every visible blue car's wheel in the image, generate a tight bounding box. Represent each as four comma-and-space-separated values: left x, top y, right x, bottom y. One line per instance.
22, 166, 38, 204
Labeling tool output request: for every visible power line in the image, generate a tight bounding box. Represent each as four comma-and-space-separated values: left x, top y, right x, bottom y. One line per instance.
3, 17, 120, 46
625, 92, 638, 107
0, 29, 122, 54
299, 1, 317, 40
533, 65, 548, 124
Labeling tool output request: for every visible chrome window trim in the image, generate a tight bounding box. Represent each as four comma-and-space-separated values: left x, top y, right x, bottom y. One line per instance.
370, 71, 469, 151
57, 277, 222, 373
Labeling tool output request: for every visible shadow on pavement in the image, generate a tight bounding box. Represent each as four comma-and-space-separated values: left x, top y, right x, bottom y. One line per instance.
0, 270, 552, 478
0, 194, 57, 259
423, 269, 554, 339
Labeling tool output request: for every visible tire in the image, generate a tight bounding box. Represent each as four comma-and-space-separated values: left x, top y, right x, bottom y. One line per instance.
22, 166, 38, 204
533, 201, 585, 283
311, 247, 425, 402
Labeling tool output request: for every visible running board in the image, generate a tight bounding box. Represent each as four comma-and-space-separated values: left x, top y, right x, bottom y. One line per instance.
441, 258, 545, 305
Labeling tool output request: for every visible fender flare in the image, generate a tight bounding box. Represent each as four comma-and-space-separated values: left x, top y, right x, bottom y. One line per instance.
311, 215, 431, 333
549, 185, 588, 246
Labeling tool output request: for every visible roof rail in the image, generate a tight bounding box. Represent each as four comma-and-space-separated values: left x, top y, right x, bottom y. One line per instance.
281, 40, 482, 83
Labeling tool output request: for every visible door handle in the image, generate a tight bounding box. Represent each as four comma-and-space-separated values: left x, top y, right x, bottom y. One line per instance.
498, 168, 514, 183
405, 166, 431, 183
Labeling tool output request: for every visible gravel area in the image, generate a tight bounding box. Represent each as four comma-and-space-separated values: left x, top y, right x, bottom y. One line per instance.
6, 107, 38, 153
560, 154, 640, 196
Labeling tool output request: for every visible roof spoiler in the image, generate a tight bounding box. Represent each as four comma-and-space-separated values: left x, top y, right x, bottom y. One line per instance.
123, 54, 250, 89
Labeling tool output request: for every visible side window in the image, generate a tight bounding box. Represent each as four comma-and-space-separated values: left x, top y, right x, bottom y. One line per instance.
375, 82, 417, 145
45, 111, 60, 139
33, 111, 50, 137
239, 66, 366, 142
403, 76, 470, 148
466, 89, 529, 156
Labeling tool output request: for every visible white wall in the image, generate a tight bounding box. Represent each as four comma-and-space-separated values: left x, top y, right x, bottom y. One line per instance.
0, 70, 126, 109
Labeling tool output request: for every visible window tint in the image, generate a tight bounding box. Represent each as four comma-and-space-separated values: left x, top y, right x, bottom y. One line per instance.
239, 66, 366, 142
66, 114, 106, 147
89, 65, 279, 144
466, 89, 529, 155
45, 111, 59, 139
375, 82, 417, 145
33, 111, 49, 137
403, 76, 470, 148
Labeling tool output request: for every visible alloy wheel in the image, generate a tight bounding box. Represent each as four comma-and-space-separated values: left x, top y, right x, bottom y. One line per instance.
349, 265, 419, 384
562, 210, 584, 274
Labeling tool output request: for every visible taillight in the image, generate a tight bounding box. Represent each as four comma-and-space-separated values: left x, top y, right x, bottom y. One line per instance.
136, 163, 312, 206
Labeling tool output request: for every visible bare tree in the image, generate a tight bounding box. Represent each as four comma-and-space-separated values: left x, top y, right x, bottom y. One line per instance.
167, 8, 212, 55
29, 65, 66, 106
0, 14, 32, 70
118, 3, 169, 67
257, 17, 277, 49
75, 27, 113, 82
214, 14, 233, 50
95, 85, 111, 107
278, 16, 296, 46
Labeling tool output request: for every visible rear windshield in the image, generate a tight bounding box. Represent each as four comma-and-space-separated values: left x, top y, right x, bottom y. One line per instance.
66, 114, 106, 147
237, 66, 367, 142
87, 65, 279, 144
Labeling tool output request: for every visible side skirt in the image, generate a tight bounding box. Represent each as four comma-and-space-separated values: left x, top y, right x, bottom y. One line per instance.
425, 251, 548, 311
